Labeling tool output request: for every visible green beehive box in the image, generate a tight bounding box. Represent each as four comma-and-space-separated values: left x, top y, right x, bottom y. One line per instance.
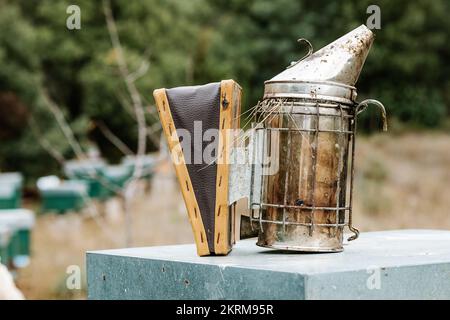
121, 154, 157, 180
39, 180, 88, 214
0, 172, 23, 209
7, 232, 20, 267
101, 165, 133, 198
10, 230, 30, 268
0, 172, 24, 191
84, 178, 106, 199
64, 160, 108, 199
0, 225, 12, 267
0, 209, 35, 268
0, 184, 20, 209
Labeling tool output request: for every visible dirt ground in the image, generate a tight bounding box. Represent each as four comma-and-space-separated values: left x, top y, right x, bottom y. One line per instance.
14, 131, 450, 299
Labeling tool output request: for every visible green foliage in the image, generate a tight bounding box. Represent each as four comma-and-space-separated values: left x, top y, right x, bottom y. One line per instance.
0, 0, 448, 183
203, 0, 449, 125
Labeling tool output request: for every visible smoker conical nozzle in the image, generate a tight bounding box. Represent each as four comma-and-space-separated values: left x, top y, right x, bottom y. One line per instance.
269, 25, 374, 87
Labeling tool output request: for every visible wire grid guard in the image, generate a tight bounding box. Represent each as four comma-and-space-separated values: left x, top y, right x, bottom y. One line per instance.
248, 97, 360, 251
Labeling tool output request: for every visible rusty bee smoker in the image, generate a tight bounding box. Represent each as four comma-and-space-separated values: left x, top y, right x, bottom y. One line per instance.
251, 25, 387, 252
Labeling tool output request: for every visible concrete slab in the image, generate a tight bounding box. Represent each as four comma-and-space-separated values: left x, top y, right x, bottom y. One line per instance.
87, 229, 450, 299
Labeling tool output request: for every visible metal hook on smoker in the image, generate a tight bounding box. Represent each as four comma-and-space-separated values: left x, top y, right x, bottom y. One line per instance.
347, 226, 360, 242
356, 99, 388, 131
286, 38, 313, 69
347, 99, 388, 242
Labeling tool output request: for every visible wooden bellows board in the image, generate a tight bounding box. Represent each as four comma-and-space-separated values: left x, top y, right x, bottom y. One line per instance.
153, 80, 242, 256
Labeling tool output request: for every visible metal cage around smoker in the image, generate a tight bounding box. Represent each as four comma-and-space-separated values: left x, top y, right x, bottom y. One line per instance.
249, 96, 385, 252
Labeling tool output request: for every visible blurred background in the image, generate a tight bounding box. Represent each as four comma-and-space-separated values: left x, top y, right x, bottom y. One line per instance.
0, 0, 448, 299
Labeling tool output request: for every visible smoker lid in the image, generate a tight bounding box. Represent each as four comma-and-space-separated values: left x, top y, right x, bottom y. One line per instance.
264, 25, 374, 104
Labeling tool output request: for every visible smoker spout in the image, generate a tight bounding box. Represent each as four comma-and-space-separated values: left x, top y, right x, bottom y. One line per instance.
269, 25, 374, 87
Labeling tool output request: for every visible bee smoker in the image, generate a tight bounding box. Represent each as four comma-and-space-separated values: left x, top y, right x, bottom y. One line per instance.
249, 25, 388, 252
